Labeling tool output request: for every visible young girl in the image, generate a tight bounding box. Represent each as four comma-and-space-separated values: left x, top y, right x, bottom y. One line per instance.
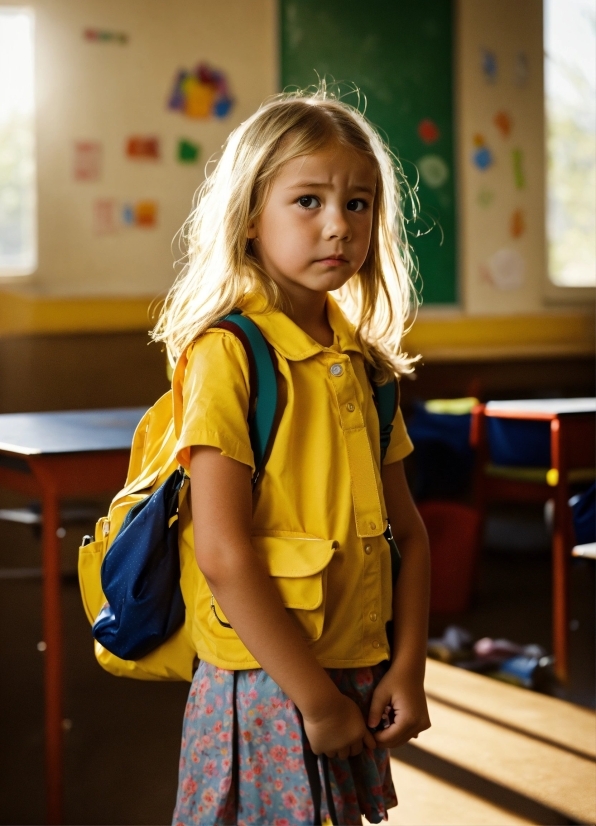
153, 88, 431, 826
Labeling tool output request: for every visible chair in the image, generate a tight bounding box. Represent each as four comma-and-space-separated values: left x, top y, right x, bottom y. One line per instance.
470, 399, 595, 682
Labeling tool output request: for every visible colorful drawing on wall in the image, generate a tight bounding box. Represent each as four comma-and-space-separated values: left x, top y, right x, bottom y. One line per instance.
73, 141, 102, 182
477, 188, 495, 208
121, 201, 158, 228
177, 139, 200, 163
472, 135, 493, 171
510, 208, 526, 238
93, 198, 118, 234
481, 48, 498, 83
136, 200, 158, 227
486, 248, 525, 291
512, 148, 526, 189
493, 110, 513, 138
168, 63, 233, 119
416, 155, 449, 189
126, 136, 160, 160
417, 118, 440, 145
83, 28, 129, 44
514, 51, 529, 87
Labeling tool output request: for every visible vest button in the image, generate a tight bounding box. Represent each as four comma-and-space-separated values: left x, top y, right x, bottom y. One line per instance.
364, 544, 373, 555
346, 402, 355, 412
330, 363, 343, 377
369, 521, 377, 531
369, 612, 378, 622
372, 639, 380, 649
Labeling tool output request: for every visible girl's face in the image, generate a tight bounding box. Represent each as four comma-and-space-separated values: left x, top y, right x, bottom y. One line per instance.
248, 142, 377, 299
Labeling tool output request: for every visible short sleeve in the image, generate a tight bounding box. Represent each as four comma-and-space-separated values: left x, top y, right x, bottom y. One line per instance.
383, 406, 414, 465
175, 330, 255, 472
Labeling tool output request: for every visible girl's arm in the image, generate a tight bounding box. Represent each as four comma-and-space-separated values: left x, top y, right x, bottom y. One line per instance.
190, 445, 377, 759
369, 459, 432, 747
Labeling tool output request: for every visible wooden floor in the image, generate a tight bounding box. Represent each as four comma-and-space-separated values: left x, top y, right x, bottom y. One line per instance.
371, 660, 596, 826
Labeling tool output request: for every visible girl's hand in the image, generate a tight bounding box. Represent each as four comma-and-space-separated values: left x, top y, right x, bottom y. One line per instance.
367, 666, 431, 750
303, 693, 377, 759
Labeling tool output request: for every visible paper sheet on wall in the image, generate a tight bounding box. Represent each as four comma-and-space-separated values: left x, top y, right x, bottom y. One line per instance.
74, 141, 102, 182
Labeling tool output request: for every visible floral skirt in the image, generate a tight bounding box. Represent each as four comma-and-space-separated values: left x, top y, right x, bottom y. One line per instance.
172, 661, 397, 826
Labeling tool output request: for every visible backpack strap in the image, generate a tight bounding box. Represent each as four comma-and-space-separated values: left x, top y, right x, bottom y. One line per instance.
214, 311, 278, 484
372, 377, 398, 464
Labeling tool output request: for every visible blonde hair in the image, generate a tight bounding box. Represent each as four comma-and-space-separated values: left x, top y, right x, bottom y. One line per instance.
152, 87, 420, 380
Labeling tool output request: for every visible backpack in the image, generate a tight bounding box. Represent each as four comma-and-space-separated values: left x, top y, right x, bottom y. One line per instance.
78, 313, 398, 682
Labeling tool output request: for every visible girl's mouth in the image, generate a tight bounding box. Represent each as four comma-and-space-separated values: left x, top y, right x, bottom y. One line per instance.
317, 256, 348, 266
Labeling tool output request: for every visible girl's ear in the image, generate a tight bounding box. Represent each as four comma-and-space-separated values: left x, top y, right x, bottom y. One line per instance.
246, 219, 258, 239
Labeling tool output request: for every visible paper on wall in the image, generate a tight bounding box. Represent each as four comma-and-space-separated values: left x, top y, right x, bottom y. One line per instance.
486, 248, 525, 290
74, 141, 102, 182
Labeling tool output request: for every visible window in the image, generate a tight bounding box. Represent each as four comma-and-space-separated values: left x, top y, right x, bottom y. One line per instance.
545, 0, 595, 288
0, 7, 36, 276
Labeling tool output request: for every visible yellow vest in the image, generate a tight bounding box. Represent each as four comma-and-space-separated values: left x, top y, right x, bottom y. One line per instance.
174, 293, 413, 670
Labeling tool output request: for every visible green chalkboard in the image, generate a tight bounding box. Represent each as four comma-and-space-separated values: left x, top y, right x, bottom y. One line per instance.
280, 0, 457, 304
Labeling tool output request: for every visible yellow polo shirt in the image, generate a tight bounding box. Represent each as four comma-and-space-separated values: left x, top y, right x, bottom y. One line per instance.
173, 292, 413, 670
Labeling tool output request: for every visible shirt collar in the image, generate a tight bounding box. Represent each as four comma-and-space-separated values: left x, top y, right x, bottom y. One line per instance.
239, 291, 362, 361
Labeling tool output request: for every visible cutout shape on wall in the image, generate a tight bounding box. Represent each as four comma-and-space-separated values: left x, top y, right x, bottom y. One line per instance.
121, 201, 158, 228
477, 188, 495, 208
514, 52, 529, 87
93, 199, 118, 234
126, 136, 160, 160
486, 248, 525, 291
136, 201, 158, 227
417, 155, 449, 189
493, 110, 513, 138
168, 63, 233, 119
472, 135, 493, 171
510, 208, 526, 238
83, 28, 129, 44
73, 141, 102, 182
177, 139, 200, 163
417, 118, 440, 145
481, 48, 498, 83
512, 148, 526, 189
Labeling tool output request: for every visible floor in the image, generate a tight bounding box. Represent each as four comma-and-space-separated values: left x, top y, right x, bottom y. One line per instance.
0, 497, 594, 825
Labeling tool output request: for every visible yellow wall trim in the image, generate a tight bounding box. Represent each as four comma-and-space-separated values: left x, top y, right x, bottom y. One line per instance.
0, 290, 156, 337
1, 291, 594, 361
405, 311, 595, 361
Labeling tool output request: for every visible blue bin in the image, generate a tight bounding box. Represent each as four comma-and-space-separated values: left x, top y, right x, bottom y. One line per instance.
487, 418, 551, 467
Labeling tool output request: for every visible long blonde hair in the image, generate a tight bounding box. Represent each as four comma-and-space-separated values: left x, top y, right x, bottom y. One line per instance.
152, 87, 420, 380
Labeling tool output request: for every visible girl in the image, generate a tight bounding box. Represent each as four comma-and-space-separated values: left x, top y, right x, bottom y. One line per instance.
153, 88, 431, 826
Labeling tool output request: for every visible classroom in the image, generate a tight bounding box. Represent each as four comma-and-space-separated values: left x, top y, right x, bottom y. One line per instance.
0, 0, 594, 824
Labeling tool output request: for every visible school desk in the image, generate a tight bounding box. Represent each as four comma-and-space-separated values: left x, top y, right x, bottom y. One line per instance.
0, 408, 146, 825
470, 398, 596, 684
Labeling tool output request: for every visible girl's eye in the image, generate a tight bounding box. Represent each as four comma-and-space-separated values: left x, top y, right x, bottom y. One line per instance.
347, 199, 368, 212
297, 195, 320, 209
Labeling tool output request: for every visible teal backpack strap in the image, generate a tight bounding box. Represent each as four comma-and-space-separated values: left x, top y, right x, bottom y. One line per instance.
215, 312, 278, 484
373, 378, 398, 464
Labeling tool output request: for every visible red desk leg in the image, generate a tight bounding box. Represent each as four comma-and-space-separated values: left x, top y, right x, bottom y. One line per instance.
551, 418, 569, 684
41, 485, 63, 824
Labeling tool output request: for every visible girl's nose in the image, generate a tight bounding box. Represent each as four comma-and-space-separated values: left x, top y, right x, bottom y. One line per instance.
323, 209, 351, 241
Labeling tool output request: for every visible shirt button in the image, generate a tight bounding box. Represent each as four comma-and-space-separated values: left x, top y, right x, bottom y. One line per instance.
364, 544, 373, 555
369, 612, 378, 622
346, 402, 355, 412
369, 522, 377, 531
330, 363, 343, 377
372, 640, 380, 649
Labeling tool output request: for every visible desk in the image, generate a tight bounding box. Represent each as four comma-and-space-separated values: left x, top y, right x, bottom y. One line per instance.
0, 408, 146, 825
471, 398, 595, 684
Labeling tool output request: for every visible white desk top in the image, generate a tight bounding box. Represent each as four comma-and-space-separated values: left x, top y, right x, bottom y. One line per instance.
486, 398, 595, 416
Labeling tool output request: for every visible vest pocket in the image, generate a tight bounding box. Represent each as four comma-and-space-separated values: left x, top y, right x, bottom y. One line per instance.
208, 534, 338, 642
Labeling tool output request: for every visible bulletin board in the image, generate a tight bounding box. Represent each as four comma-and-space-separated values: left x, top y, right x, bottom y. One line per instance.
280, 0, 457, 305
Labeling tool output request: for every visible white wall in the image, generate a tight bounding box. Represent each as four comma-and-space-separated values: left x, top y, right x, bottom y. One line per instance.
456, 0, 548, 315
3, 0, 276, 297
